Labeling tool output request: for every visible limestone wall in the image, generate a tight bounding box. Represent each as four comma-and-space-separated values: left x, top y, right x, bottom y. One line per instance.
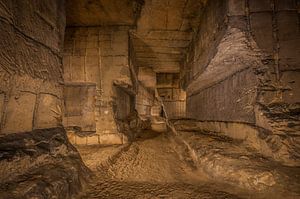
183, 0, 300, 165
63, 26, 132, 144
0, 0, 65, 134
136, 84, 155, 119
248, 0, 300, 132
184, 0, 300, 126
157, 73, 186, 119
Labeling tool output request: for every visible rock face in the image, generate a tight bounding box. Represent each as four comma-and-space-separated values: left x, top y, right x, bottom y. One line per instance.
0, 1, 91, 198
0, 127, 90, 199
0, 0, 65, 133
0, 0, 299, 198
169, 119, 300, 197
182, 0, 300, 166
63, 26, 134, 145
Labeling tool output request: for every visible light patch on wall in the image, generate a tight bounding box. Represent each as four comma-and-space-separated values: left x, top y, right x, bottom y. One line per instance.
2, 92, 36, 133
35, 94, 61, 129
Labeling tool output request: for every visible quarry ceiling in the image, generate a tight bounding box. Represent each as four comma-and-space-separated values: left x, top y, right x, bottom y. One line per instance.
66, 0, 208, 73
132, 0, 207, 73
66, 0, 143, 26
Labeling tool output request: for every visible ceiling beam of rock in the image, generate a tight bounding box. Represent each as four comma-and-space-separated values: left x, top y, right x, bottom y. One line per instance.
131, 0, 208, 73
66, 0, 144, 26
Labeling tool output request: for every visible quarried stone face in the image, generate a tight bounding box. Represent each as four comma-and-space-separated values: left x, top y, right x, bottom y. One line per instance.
0, 0, 299, 198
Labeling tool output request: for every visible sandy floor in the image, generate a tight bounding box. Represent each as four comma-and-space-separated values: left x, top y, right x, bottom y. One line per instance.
76, 130, 300, 199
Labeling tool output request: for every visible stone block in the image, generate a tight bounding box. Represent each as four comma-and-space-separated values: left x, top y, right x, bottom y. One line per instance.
70, 56, 85, 81
249, 0, 271, 12
2, 92, 36, 133
167, 8, 183, 29
81, 86, 96, 132
228, 0, 246, 16
0, 93, 4, 129
250, 13, 273, 53
66, 131, 77, 145
87, 35, 99, 42
75, 39, 86, 49
63, 115, 82, 128
63, 56, 72, 82
277, 12, 300, 70
73, 48, 86, 56
113, 56, 128, 67
86, 56, 98, 67
151, 106, 161, 116
85, 60, 100, 83
76, 136, 87, 145
187, 68, 256, 123
278, 0, 297, 10
100, 133, 123, 145
277, 12, 298, 41
138, 67, 156, 88
281, 71, 300, 104
99, 34, 111, 42
113, 43, 128, 56
151, 122, 167, 132
63, 26, 132, 139
87, 135, 100, 145
112, 30, 128, 43
34, 94, 61, 129
63, 84, 96, 132
279, 40, 300, 70
86, 48, 99, 56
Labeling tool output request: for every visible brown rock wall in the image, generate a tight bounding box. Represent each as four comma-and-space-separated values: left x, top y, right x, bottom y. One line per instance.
183, 0, 300, 165
0, 0, 65, 134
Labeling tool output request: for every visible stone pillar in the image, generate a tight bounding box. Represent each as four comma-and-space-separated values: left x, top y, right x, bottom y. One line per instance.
0, 0, 65, 134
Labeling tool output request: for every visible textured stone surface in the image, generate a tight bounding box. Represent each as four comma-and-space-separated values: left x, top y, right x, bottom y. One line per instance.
66, 0, 143, 26
0, 1, 91, 198
0, 0, 65, 134
0, 127, 90, 199
156, 73, 186, 119
174, 127, 300, 195
130, 0, 208, 73
35, 94, 62, 129
135, 84, 155, 119
0, 0, 65, 80
187, 67, 257, 122
0, 0, 299, 198
73, 130, 300, 199
0, 93, 4, 126
2, 92, 36, 133
63, 83, 96, 132
182, 0, 300, 166
63, 26, 134, 143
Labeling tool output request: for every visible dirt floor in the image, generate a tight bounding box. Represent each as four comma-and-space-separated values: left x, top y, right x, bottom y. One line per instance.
76, 130, 300, 199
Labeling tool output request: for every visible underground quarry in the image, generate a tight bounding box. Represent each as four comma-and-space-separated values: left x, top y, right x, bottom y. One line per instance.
0, 0, 300, 198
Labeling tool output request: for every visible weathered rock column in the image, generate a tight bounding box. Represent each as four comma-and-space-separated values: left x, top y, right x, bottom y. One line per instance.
0, 0, 65, 134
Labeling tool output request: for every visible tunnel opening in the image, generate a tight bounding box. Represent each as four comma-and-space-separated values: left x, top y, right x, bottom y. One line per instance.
0, 0, 300, 198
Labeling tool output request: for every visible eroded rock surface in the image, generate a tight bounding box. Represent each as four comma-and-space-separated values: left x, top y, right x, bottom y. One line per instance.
74, 130, 300, 199
172, 119, 300, 198
0, 127, 90, 199
77, 131, 245, 199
